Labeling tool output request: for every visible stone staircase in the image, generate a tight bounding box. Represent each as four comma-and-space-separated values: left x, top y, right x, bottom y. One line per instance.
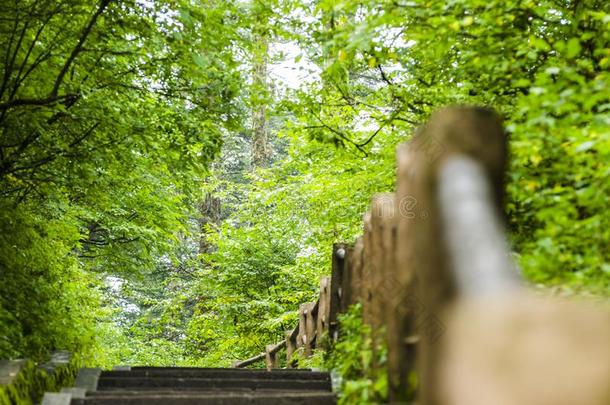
42, 367, 336, 404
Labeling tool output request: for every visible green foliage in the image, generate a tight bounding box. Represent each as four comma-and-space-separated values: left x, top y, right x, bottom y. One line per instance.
1, 0, 608, 395
291, 0, 610, 291
295, 348, 326, 370
90, 268, 202, 368
0, 357, 80, 405
185, 0, 609, 398
0, 0, 243, 363
0, 201, 98, 360
181, 0, 609, 376
326, 304, 388, 405
187, 121, 399, 363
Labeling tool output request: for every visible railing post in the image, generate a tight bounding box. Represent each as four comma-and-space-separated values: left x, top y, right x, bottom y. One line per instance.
340, 247, 352, 314
297, 303, 308, 355
406, 106, 509, 405
388, 142, 421, 402
285, 329, 297, 368
350, 237, 364, 305
362, 213, 373, 327
298, 302, 317, 358
369, 193, 397, 370
306, 301, 318, 355
264, 344, 278, 371
329, 243, 347, 343
316, 277, 331, 347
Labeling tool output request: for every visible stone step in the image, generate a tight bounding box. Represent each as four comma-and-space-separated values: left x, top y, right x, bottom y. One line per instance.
129, 367, 312, 372
70, 392, 337, 405
42, 367, 337, 404
88, 389, 330, 396
96, 377, 332, 391
101, 369, 330, 381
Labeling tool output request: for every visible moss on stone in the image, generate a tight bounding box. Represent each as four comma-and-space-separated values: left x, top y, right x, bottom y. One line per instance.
0, 354, 80, 405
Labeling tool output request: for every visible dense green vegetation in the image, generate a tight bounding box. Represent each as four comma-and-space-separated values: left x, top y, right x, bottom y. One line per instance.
1, 0, 609, 401
0, 355, 79, 405
0, 0, 240, 363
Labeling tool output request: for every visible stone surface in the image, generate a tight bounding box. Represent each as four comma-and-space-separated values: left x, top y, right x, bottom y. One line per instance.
42, 367, 336, 404
40, 351, 72, 374
71, 392, 337, 404
41, 392, 72, 405
96, 377, 331, 391
74, 368, 101, 392
0, 359, 26, 385
61, 387, 87, 399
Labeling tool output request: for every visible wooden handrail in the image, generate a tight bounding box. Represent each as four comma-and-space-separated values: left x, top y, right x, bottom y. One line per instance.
233, 248, 339, 370
438, 155, 521, 296
231, 352, 265, 369
231, 106, 610, 405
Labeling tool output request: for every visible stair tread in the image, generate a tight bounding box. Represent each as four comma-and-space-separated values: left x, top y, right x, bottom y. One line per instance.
102, 370, 330, 380
129, 367, 312, 372
71, 391, 336, 405
97, 377, 331, 391
90, 388, 332, 395
53, 366, 336, 404
85, 392, 335, 397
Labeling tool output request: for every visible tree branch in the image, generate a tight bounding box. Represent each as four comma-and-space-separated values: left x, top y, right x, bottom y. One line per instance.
1, 121, 98, 177
376, 65, 426, 115
0, 93, 78, 110
0, 18, 20, 100
304, 115, 369, 156
9, 6, 62, 100
355, 109, 401, 148
51, 0, 112, 97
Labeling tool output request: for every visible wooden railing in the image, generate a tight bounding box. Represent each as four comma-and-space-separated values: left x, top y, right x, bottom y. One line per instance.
232, 247, 344, 370
234, 106, 610, 405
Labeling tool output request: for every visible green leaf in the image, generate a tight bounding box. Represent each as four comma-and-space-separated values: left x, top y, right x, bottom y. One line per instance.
566, 38, 582, 58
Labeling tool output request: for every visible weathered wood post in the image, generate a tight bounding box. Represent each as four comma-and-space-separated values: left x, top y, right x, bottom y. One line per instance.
285, 329, 297, 368
350, 237, 364, 305
297, 303, 308, 356
340, 247, 353, 314
421, 106, 610, 405
329, 243, 347, 343
386, 142, 423, 402
306, 301, 318, 355
361, 213, 374, 327
316, 276, 331, 347
265, 344, 279, 370
405, 106, 510, 405
369, 193, 397, 369
369, 195, 388, 332
297, 301, 318, 358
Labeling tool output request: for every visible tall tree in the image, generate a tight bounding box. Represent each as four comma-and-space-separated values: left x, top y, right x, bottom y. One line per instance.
0, 0, 243, 361
250, 1, 272, 168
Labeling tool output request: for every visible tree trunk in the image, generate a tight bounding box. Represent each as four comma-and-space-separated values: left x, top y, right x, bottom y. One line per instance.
250, 32, 270, 168
198, 192, 221, 254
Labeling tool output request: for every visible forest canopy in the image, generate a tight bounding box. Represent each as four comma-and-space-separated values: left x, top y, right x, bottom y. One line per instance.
1, 0, 608, 391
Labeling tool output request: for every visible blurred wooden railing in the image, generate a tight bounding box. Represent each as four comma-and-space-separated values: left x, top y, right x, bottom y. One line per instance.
234, 106, 610, 405
232, 248, 343, 370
